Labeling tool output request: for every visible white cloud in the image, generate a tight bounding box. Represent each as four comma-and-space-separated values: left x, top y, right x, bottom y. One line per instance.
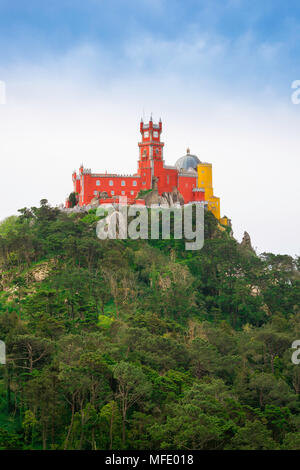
0, 41, 299, 256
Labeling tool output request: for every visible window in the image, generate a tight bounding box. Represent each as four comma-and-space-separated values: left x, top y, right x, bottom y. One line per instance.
96, 180, 100, 186
121, 190, 125, 195
167, 175, 169, 184
109, 180, 113, 186
111, 190, 114, 195
121, 180, 125, 186
142, 182, 146, 185
93, 191, 98, 195
130, 191, 134, 195
144, 131, 149, 138
133, 181, 137, 186
153, 131, 159, 138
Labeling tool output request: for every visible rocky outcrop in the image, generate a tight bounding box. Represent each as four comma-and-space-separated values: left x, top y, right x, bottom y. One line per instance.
143, 187, 185, 207
143, 189, 160, 206
62, 187, 185, 211
241, 231, 254, 251
171, 187, 185, 205
29, 260, 56, 282
90, 197, 100, 207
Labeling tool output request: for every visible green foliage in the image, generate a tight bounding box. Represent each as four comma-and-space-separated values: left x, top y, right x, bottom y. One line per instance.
0, 200, 299, 449
136, 189, 152, 198
68, 192, 77, 208
0, 216, 19, 237
228, 420, 277, 450
0, 428, 23, 450
98, 314, 114, 329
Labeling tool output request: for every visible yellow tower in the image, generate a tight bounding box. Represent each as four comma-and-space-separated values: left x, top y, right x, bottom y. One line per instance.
197, 162, 221, 220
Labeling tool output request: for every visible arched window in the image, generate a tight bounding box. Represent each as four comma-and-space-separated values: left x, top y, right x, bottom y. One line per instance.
96, 180, 100, 186
109, 180, 113, 186
133, 181, 137, 186
121, 180, 125, 186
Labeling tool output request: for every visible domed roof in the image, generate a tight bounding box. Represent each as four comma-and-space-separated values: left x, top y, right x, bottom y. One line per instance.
175, 148, 200, 171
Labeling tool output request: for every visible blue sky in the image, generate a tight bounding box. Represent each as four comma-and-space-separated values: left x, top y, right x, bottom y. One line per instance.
0, 0, 299, 255
1, 0, 300, 92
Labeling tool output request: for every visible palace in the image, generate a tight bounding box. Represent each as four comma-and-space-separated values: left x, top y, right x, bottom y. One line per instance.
67, 118, 227, 223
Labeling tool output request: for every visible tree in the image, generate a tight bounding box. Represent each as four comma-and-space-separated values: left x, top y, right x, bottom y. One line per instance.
256, 326, 291, 374
248, 373, 297, 409
0, 429, 23, 450
229, 420, 277, 450
149, 380, 238, 450
113, 361, 151, 446
9, 334, 53, 374
99, 401, 122, 450
68, 192, 77, 208
282, 432, 300, 450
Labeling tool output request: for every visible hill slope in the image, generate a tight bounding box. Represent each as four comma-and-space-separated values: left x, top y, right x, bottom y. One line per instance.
0, 200, 299, 450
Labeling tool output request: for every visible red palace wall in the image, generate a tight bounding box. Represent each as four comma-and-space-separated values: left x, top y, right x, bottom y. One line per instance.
178, 175, 196, 202
76, 174, 145, 205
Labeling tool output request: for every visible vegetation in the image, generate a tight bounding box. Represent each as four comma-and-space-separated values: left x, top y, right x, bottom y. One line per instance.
0, 199, 299, 450
67, 192, 77, 208
136, 189, 153, 199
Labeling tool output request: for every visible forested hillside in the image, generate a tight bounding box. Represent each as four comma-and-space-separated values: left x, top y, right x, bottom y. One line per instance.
0, 200, 299, 450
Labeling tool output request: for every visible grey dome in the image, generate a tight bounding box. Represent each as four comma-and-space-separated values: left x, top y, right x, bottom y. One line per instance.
175, 149, 200, 171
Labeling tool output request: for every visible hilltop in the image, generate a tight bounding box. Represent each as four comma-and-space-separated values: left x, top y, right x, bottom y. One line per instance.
0, 200, 299, 450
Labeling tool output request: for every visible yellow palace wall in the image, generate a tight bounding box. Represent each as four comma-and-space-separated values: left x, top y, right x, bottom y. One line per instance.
197, 162, 221, 220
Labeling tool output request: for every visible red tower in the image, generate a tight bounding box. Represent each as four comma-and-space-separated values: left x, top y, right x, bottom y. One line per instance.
138, 116, 164, 162
137, 117, 164, 190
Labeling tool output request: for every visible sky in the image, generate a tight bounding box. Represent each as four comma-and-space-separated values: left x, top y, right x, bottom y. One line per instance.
0, 0, 299, 256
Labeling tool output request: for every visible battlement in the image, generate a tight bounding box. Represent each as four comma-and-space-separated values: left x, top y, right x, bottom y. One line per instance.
140, 117, 162, 133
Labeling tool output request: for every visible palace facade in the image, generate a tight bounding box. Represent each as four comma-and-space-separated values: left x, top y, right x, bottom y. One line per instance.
67, 118, 225, 222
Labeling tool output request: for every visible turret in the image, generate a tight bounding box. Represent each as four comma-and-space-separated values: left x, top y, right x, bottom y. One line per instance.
138, 117, 164, 161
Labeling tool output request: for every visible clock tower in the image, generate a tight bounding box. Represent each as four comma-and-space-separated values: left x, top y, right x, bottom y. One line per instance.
137, 117, 170, 192
138, 116, 164, 163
